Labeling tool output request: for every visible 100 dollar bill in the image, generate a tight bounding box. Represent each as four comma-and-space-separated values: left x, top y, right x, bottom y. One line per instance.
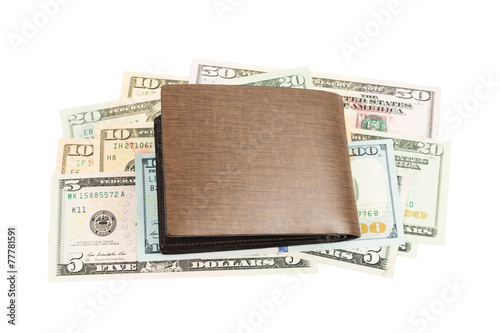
294, 140, 409, 276
351, 129, 451, 245
293, 140, 404, 253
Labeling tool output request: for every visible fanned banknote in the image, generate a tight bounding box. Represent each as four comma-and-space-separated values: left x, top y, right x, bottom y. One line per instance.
292, 140, 408, 277
94, 122, 154, 173
294, 141, 411, 277
56, 138, 94, 174
49, 172, 138, 279
60, 95, 160, 139
120, 71, 188, 99
351, 129, 451, 245
49, 172, 316, 281
312, 72, 440, 138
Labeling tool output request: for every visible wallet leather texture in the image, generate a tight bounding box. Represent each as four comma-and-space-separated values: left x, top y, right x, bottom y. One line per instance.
155, 84, 360, 254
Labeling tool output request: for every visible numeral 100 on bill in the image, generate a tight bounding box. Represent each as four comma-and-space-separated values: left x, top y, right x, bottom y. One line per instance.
360, 222, 387, 235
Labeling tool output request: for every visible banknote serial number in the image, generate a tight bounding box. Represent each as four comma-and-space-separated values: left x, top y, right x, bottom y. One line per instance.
358, 209, 379, 218
67, 191, 125, 200
112, 142, 153, 150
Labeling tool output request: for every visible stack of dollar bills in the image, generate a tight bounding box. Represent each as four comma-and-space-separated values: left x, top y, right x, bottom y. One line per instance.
49, 59, 451, 281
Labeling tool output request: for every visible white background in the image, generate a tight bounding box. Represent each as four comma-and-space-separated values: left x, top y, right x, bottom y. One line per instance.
1, 1, 499, 332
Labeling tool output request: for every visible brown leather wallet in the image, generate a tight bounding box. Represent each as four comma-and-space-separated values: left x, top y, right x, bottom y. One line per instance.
154, 85, 360, 254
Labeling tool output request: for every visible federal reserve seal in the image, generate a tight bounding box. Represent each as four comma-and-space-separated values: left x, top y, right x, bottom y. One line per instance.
89, 210, 117, 237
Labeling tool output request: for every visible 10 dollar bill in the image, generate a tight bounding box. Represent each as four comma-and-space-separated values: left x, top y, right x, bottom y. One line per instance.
120, 71, 188, 99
